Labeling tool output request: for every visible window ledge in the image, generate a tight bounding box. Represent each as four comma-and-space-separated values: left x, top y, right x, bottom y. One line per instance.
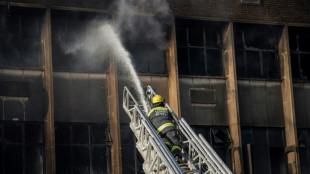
237, 77, 281, 82
179, 75, 226, 80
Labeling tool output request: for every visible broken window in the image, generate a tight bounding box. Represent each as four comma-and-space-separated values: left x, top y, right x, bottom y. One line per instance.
241, 127, 286, 174
211, 128, 232, 144
289, 27, 310, 81
297, 129, 310, 174
118, 15, 169, 74
176, 19, 225, 76
234, 23, 282, 79
0, 6, 44, 69
120, 124, 144, 174
0, 122, 44, 174
55, 123, 111, 174
192, 126, 231, 166
51, 10, 110, 73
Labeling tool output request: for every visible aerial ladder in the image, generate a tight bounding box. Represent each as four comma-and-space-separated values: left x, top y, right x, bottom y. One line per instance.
123, 85, 233, 174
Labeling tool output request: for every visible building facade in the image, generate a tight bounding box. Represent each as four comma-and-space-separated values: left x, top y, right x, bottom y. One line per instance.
0, 0, 310, 174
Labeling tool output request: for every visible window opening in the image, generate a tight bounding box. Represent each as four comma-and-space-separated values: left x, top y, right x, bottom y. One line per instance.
176, 19, 225, 77
0, 121, 44, 174
51, 10, 110, 73
55, 123, 111, 174
241, 127, 286, 174
234, 23, 282, 79
297, 129, 310, 173
289, 27, 310, 81
211, 128, 232, 144
119, 15, 169, 75
0, 6, 44, 70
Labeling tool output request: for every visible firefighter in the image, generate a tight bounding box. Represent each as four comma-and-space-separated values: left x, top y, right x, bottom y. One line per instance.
148, 94, 183, 163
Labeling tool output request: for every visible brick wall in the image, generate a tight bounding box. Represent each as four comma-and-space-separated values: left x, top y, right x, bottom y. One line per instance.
3, 0, 310, 24
169, 0, 310, 24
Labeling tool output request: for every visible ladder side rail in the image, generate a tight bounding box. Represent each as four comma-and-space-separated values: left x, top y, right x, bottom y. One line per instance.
165, 104, 226, 173
134, 104, 183, 173
137, 106, 184, 174
199, 134, 232, 174
141, 126, 172, 173
180, 117, 231, 174
123, 87, 184, 173
182, 118, 232, 174
172, 114, 222, 173
146, 86, 201, 171
126, 104, 182, 173
146, 86, 219, 173
146, 137, 177, 173
164, 104, 221, 173
146, 85, 231, 173
180, 131, 216, 173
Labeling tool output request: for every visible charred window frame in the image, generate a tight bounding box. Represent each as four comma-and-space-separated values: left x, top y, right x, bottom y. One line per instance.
120, 124, 144, 174
234, 23, 282, 79
241, 127, 286, 174
119, 15, 169, 75
175, 19, 225, 77
289, 27, 310, 81
0, 121, 44, 174
51, 10, 110, 73
297, 129, 310, 173
0, 6, 44, 70
55, 123, 111, 174
192, 126, 232, 166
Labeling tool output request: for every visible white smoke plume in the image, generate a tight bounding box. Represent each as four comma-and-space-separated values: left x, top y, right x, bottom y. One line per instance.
113, 0, 172, 49
56, 0, 172, 111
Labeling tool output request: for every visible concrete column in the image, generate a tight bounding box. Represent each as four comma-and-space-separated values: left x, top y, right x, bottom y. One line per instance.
167, 23, 181, 116
42, 8, 56, 174
278, 25, 300, 174
222, 22, 243, 174
107, 56, 122, 174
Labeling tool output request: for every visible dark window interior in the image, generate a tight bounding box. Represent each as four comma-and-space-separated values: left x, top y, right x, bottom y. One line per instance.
241, 127, 286, 174
51, 10, 109, 73
297, 129, 310, 174
0, 122, 44, 174
190, 88, 216, 104
234, 23, 283, 79
120, 124, 144, 174
192, 126, 231, 167
118, 15, 169, 74
175, 19, 225, 76
53, 74, 108, 123
55, 123, 111, 174
241, 0, 261, 4
289, 27, 310, 81
0, 6, 44, 70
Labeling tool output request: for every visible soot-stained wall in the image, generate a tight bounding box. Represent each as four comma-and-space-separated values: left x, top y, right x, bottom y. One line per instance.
53, 72, 108, 122
179, 78, 228, 126
238, 80, 284, 127
0, 70, 43, 121
4, 0, 310, 24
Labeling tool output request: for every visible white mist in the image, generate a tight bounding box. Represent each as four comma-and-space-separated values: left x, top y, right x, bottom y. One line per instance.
99, 24, 148, 112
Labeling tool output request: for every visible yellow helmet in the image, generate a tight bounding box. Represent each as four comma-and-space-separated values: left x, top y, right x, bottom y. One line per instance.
152, 95, 164, 104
